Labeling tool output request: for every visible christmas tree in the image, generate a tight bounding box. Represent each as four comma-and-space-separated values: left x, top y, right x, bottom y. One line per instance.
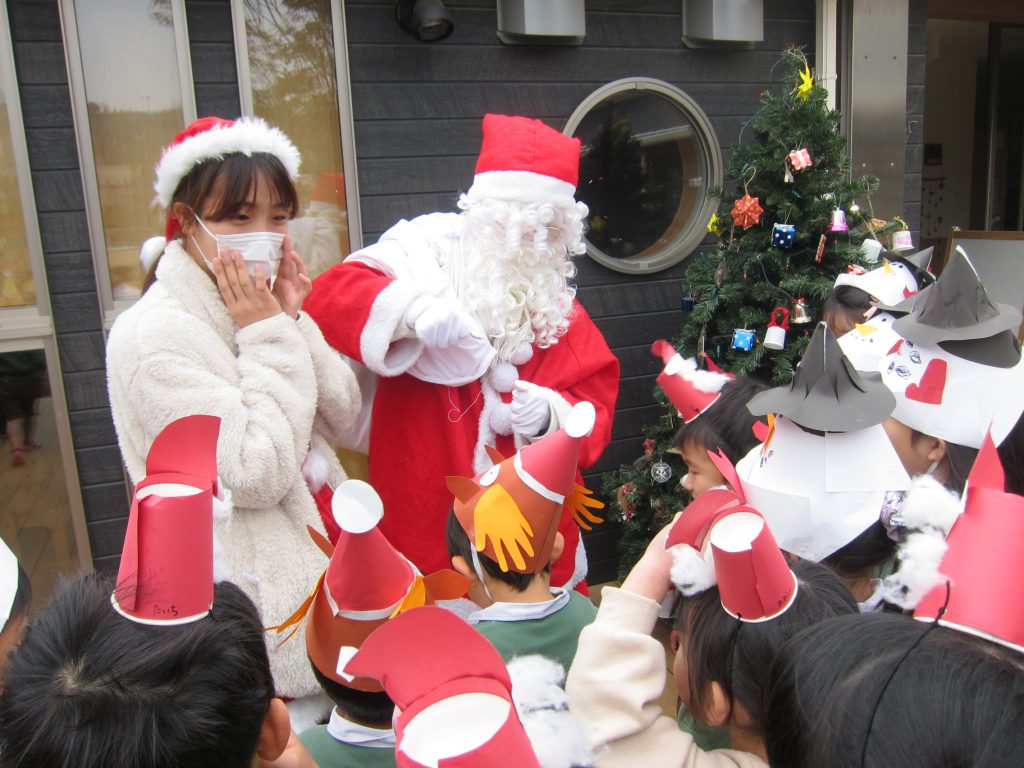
603, 49, 902, 575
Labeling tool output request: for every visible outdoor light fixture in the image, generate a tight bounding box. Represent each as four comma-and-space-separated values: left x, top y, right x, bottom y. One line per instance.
396, 0, 454, 42
496, 0, 585, 46
681, 0, 763, 48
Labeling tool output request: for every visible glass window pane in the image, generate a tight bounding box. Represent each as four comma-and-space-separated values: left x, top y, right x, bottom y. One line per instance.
244, 0, 352, 277
0, 84, 34, 308
0, 349, 80, 608
75, 0, 185, 300
569, 80, 721, 274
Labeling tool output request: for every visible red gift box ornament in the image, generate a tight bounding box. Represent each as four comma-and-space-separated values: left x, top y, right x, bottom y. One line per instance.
731, 194, 764, 230
788, 148, 813, 171
764, 307, 790, 350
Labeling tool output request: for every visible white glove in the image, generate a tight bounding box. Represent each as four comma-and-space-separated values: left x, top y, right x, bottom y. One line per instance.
405, 294, 480, 349
510, 380, 554, 438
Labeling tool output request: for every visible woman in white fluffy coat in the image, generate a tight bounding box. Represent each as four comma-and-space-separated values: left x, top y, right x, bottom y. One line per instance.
106, 117, 361, 700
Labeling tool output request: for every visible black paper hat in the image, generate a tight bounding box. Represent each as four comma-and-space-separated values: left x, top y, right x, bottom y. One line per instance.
747, 322, 896, 432
892, 246, 1021, 346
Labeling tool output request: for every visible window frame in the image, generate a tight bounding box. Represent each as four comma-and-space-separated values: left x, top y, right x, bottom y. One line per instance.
229, 0, 363, 253
60, 0, 197, 329
564, 77, 723, 275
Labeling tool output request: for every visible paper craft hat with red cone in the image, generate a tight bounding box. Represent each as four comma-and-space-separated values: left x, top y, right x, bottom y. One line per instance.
651, 339, 733, 423
666, 492, 798, 622
447, 401, 603, 574
338, 606, 541, 768
914, 433, 1024, 653
112, 415, 220, 625
467, 114, 581, 209
273, 480, 469, 692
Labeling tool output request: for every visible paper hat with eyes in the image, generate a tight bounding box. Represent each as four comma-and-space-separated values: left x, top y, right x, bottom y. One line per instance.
446, 401, 603, 574
838, 310, 903, 374
834, 256, 927, 307
140, 116, 302, 270
878, 248, 1024, 449
467, 114, 581, 209
338, 606, 541, 768
0, 536, 20, 631
665, 490, 798, 622
736, 324, 910, 561
271, 480, 469, 692
651, 339, 733, 423
112, 415, 220, 625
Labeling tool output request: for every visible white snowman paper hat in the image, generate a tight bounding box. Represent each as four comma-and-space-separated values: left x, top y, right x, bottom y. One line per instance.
735, 416, 911, 561
880, 336, 1024, 448
838, 311, 903, 374
0, 537, 20, 630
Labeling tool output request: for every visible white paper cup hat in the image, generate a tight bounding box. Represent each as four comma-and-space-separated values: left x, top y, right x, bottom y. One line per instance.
835, 259, 920, 307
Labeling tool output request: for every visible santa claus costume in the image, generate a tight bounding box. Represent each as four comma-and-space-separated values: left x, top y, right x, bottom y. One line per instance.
305, 114, 619, 589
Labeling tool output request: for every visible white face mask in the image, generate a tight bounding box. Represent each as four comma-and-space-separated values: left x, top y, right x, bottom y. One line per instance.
191, 214, 285, 283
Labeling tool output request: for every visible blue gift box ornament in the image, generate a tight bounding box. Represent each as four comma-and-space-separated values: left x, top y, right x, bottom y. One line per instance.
772, 223, 796, 249
732, 328, 755, 351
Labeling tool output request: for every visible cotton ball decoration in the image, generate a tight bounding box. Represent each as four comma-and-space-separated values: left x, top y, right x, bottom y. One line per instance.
489, 402, 513, 435
489, 362, 518, 394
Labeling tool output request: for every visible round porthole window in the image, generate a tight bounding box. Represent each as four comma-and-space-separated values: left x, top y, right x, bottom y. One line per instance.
565, 78, 723, 274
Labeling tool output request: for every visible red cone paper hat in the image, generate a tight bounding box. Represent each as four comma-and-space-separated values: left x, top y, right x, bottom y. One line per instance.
914, 433, 1024, 652
447, 402, 596, 574
153, 116, 300, 243
112, 415, 220, 625
289, 480, 469, 692
652, 340, 732, 423
466, 114, 581, 209
708, 508, 798, 622
664, 487, 743, 552
339, 606, 540, 768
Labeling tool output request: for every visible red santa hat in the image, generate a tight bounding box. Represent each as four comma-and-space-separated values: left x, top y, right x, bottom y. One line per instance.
112, 415, 221, 625
465, 114, 581, 209
447, 402, 599, 574
338, 606, 541, 768
651, 339, 733, 423
273, 480, 469, 692
140, 116, 301, 270
912, 433, 1024, 653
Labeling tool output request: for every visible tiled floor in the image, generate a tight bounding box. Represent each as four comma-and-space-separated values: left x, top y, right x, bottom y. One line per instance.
0, 397, 80, 611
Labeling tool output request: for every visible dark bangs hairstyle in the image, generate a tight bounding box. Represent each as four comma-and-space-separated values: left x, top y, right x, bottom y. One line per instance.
144, 152, 299, 291
673, 377, 769, 467
765, 611, 1024, 768
310, 661, 395, 727
0, 573, 274, 768
675, 560, 858, 733
445, 507, 548, 592
822, 284, 873, 336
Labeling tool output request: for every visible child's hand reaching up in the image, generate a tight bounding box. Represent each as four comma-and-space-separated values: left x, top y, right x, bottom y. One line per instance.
620, 513, 680, 604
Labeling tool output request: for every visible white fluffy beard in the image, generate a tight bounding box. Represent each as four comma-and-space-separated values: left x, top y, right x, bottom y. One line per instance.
452, 195, 588, 362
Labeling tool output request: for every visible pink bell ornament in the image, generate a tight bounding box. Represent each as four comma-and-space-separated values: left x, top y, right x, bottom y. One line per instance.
826, 208, 849, 233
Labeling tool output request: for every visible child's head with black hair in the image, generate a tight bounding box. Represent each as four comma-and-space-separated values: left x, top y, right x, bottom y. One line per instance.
822, 284, 872, 337
446, 507, 562, 606
672, 560, 858, 748
765, 611, 1024, 768
310, 661, 395, 727
673, 377, 769, 499
0, 573, 290, 768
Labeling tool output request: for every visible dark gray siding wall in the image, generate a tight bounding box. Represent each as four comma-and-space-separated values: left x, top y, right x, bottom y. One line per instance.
905, 0, 926, 235
345, 0, 817, 581
9, 0, 126, 573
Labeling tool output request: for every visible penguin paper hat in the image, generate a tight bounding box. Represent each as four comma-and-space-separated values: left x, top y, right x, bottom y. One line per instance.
834, 257, 923, 307
338, 606, 541, 768
892, 434, 1024, 654
747, 322, 896, 433
651, 339, 733, 423
446, 401, 603, 574
272, 480, 469, 692
112, 415, 220, 625
838, 311, 903, 374
465, 114, 581, 209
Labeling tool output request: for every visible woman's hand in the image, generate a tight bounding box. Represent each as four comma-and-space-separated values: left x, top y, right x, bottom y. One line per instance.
272, 236, 313, 319
214, 250, 282, 327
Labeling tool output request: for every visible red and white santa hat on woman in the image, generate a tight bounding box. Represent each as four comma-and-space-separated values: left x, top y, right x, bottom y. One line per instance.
464, 113, 581, 210
140, 116, 301, 270
338, 606, 541, 768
